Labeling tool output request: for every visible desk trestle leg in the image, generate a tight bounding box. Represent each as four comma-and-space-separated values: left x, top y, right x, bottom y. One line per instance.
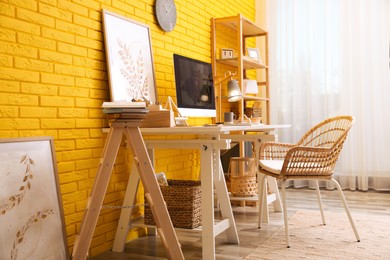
126, 127, 183, 260
71, 121, 183, 260
72, 126, 124, 259
144, 193, 169, 251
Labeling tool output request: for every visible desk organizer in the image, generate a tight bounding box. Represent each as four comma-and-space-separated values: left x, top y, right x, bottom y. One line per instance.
140, 110, 175, 127
229, 157, 258, 196
144, 179, 202, 229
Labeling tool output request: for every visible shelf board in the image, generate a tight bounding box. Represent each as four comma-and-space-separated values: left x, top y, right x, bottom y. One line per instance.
229, 192, 276, 204
217, 56, 267, 69
220, 95, 269, 102
242, 95, 269, 102
229, 192, 276, 205
130, 217, 231, 237
215, 15, 267, 37
131, 218, 203, 233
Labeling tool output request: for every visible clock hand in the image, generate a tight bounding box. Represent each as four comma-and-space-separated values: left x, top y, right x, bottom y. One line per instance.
166, 3, 173, 13
163, 3, 169, 12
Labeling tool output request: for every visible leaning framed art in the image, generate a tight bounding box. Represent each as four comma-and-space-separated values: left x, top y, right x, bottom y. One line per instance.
102, 9, 157, 103
0, 136, 69, 260
246, 47, 263, 64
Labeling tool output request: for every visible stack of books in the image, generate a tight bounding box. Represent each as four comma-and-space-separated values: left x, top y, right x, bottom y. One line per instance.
102, 101, 149, 121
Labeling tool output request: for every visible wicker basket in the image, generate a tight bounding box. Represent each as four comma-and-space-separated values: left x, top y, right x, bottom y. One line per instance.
229, 157, 258, 197
252, 102, 262, 118
144, 179, 202, 229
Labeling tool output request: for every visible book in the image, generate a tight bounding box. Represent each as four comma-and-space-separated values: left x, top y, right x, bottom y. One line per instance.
102, 108, 149, 114
102, 101, 146, 108
106, 113, 147, 119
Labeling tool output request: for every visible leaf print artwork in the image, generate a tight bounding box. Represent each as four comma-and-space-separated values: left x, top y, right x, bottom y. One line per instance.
0, 137, 69, 260
103, 11, 156, 104
10, 209, 54, 260
0, 154, 34, 216
118, 39, 150, 101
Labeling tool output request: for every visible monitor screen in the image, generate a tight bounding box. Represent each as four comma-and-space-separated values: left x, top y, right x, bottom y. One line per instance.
173, 54, 216, 117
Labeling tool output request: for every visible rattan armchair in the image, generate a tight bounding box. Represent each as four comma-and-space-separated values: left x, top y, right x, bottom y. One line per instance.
258, 115, 360, 248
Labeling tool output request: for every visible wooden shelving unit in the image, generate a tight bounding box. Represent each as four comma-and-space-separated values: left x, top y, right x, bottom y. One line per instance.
211, 14, 280, 215
211, 14, 270, 125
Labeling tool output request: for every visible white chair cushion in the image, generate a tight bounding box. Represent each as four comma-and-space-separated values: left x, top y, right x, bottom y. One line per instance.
259, 160, 284, 174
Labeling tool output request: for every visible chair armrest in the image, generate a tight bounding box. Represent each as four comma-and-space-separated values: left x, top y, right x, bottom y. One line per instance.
282, 145, 337, 177
259, 142, 296, 160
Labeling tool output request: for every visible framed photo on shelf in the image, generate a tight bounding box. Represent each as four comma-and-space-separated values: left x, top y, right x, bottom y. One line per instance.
0, 137, 69, 260
246, 47, 262, 63
102, 10, 157, 103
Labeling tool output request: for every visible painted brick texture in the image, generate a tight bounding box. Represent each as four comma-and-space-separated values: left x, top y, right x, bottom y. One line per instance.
0, 0, 255, 256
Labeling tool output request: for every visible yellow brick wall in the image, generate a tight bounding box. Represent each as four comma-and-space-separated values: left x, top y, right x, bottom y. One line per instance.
0, 0, 256, 256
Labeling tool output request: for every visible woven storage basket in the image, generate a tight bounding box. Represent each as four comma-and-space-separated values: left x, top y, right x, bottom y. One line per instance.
229, 157, 258, 197
144, 179, 202, 229
252, 102, 262, 118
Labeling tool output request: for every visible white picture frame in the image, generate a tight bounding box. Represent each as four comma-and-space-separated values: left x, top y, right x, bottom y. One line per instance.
102, 10, 157, 103
246, 47, 262, 63
0, 136, 69, 260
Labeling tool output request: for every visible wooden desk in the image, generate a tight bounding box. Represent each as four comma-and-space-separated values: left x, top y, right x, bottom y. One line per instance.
112, 124, 290, 259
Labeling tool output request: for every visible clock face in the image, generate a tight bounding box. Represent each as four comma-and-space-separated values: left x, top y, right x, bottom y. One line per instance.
155, 0, 177, 32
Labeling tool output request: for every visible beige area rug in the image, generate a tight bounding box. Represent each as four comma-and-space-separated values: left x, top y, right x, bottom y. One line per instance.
245, 210, 390, 260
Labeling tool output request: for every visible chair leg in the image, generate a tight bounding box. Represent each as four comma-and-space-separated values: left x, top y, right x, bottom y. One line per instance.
258, 174, 267, 228
331, 178, 360, 242
281, 180, 290, 248
268, 176, 283, 213
315, 180, 326, 225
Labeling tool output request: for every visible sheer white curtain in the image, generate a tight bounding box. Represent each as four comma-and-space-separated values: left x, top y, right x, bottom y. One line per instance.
267, 0, 390, 191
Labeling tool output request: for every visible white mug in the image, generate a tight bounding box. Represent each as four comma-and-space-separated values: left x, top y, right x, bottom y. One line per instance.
224, 112, 236, 124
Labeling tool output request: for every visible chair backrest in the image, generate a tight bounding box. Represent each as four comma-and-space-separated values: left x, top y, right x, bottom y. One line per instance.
281, 115, 354, 178
297, 115, 354, 148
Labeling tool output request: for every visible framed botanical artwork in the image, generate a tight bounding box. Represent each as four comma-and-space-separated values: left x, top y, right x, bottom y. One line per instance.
102, 9, 157, 103
0, 137, 69, 260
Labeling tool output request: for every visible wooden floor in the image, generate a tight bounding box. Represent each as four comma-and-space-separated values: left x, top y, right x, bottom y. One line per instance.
90, 188, 390, 259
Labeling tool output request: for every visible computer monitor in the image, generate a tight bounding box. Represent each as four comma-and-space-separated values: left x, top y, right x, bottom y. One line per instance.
173, 54, 216, 117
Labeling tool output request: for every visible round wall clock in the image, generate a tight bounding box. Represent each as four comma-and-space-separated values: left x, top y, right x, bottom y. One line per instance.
155, 0, 177, 32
